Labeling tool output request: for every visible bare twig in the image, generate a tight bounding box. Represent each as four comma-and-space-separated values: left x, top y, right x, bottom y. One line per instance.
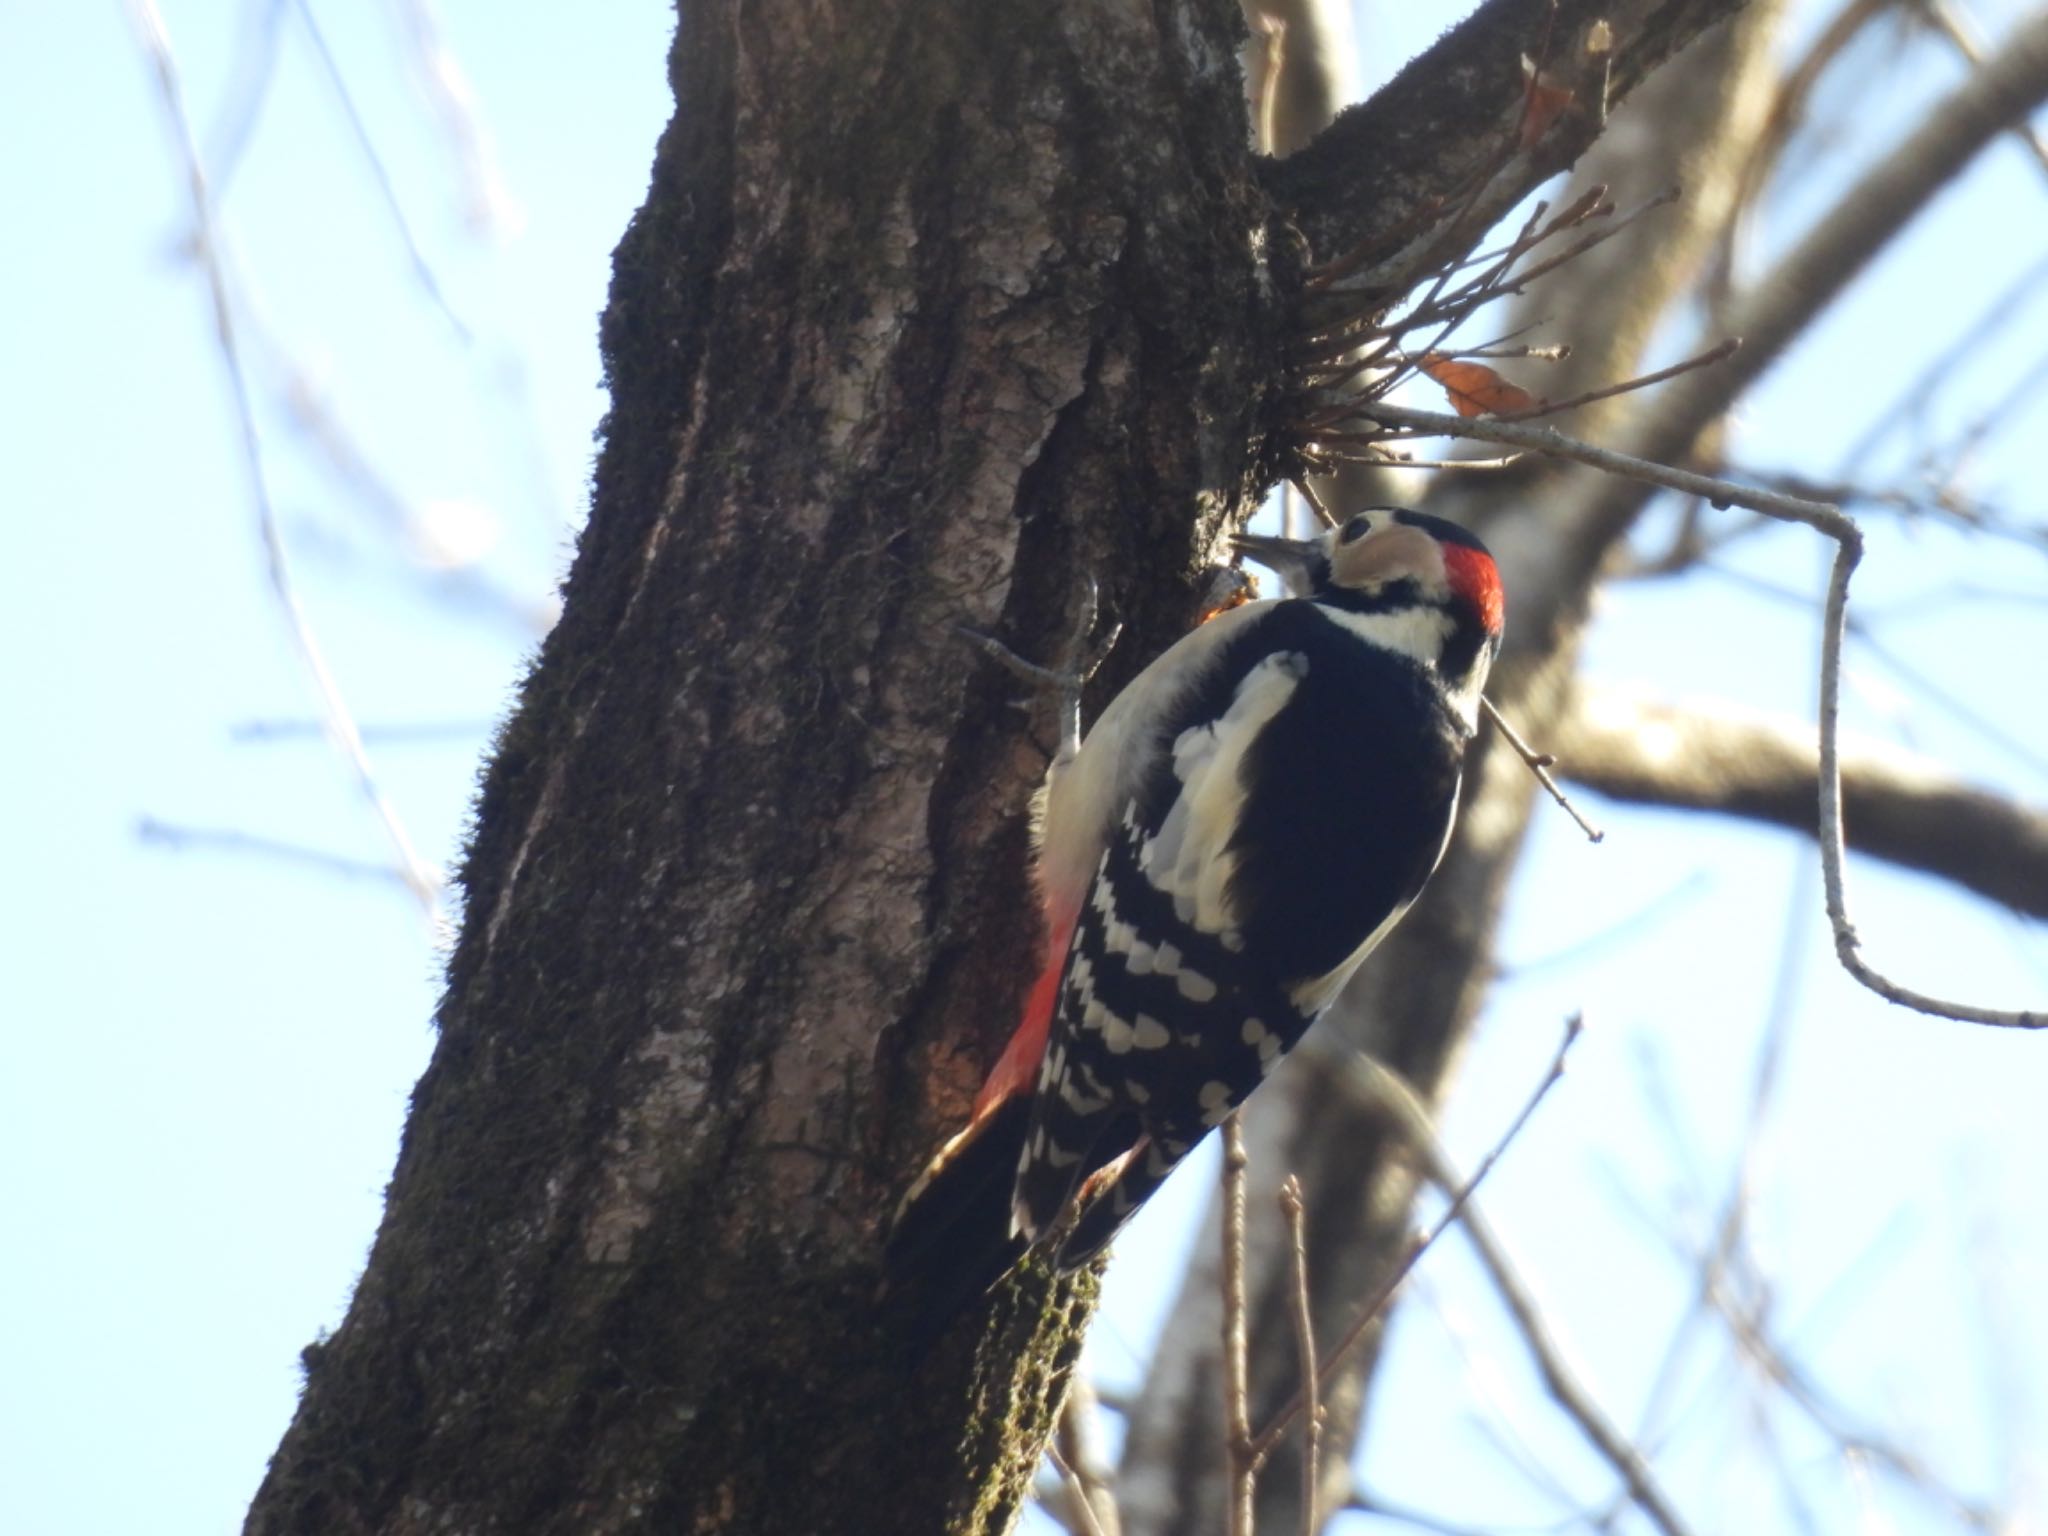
1430, 341, 1573, 362
1672, 563, 2048, 776
137, 817, 414, 887
1349, 401, 2043, 1029
1045, 1442, 1113, 1536
1425, 185, 1677, 324
1221, 1116, 1255, 1536
1340, 1038, 1700, 1536
1633, 839, 1818, 1491
231, 717, 494, 746
127, 0, 442, 917
1343, 1484, 1514, 1536
1835, 248, 2048, 474
1247, 1016, 1584, 1467
1480, 696, 1605, 843
1319, 447, 1529, 472
1294, 187, 1632, 405
1712, 0, 1906, 298
1276, 1177, 1320, 1536
292, 0, 472, 341
1287, 476, 1337, 530
393, 0, 515, 235
1499, 871, 1712, 977
1495, 336, 1742, 423
1704, 1254, 2002, 1530
1053, 1379, 1122, 1536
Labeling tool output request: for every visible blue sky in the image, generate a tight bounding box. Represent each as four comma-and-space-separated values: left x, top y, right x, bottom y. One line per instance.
3, 4, 2043, 1534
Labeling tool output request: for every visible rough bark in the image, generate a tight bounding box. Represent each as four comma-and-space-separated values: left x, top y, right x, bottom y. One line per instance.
242, 0, 1751, 1532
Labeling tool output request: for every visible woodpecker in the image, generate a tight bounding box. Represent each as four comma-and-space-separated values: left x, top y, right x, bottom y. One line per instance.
885, 506, 1503, 1312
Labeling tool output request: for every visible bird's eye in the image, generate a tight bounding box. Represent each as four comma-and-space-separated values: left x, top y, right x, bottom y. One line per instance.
1339, 515, 1373, 545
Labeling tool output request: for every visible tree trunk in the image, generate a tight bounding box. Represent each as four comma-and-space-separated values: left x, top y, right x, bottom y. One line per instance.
243, 0, 1745, 1531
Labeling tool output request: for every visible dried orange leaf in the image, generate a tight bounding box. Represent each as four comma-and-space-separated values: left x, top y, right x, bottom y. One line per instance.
1418, 354, 1545, 418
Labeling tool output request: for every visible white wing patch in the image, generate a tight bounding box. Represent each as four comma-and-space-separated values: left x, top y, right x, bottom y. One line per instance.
1138, 650, 1307, 937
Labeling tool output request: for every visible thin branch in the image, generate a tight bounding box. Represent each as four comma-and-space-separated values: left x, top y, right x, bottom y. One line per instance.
1678, 562, 2048, 777
1633, 841, 1819, 1489
1293, 187, 1627, 395
1495, 336, 1741, 423
1835, 248, 2048, 478
1711, 0, 1907, 297
392, 0, 516, 235
1045, 1443, 1113, 1536
1338, 1039, 1700, 1536
1321, 447, 1531, 472
1221, 1116, 1255, 1536
1499, 871, 1712, 977
230, 717, 495, 746
1704, 1252, 2002, 1530
1480, 696, 1605, 843
1054, 1379, 1123, 1536
1343, 1484, 1529, 1536
1276, 1177, 1320, 1536
1300, 193, 1648, 417
1351, 401, 2042, 1028
137, 817, 414, 887
128, 0, 442, 916
206, 0, 288, 188
1287, 476, 1337, 529
292, 0, 472, 342
1435, 185, 1678, 316
1402, 1275, 1600, 1513
1248, 1017, 1583, 1468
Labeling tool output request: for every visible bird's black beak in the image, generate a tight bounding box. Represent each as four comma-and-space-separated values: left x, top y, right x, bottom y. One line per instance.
1229, 532, 1324, 600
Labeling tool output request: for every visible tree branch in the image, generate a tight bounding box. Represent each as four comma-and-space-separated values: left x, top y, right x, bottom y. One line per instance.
1263, 0, 1749, 288
1551, 687, 2048, 920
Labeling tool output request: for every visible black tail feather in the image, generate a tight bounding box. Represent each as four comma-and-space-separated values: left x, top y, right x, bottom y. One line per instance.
879, 1096, 1032, 1345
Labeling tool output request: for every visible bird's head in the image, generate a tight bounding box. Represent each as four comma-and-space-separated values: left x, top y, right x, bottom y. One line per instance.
1232, 506, 1503, 637
1232, 506, 1504, 714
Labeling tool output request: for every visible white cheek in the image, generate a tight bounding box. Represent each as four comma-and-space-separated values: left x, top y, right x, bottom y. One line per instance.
1329, 526, 1446, 590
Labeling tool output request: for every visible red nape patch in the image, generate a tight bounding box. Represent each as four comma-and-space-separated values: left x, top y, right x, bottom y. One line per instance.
1442, 544, 1505, 636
